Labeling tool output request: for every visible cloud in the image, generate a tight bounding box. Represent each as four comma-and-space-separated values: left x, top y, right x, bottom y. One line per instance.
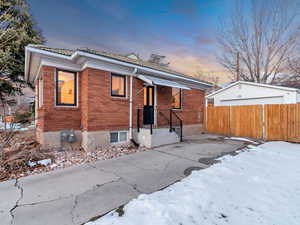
165, 51, 230, 82
195, 35, 215, 45
29, 0, 233, 83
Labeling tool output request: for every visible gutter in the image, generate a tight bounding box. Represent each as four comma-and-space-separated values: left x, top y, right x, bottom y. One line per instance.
24, 48, 30, 82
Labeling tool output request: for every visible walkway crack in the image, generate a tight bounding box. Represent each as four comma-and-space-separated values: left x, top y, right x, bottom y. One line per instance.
88, 164, 143, 194
9, 178, 24, 225
70, 195, 78, 225
17, 196, 71, 207
154, 149, 201, 163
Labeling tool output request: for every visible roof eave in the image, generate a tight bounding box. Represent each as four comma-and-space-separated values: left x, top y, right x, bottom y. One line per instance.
74, 50, 213, 87
206, 80, 299, 98
26, 46, 213, 88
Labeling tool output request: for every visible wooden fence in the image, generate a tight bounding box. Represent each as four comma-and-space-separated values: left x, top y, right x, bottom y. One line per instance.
206, 103, 300, 142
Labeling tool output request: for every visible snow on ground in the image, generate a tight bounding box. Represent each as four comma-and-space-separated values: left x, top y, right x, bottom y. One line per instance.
87, 142, 300, 225
0, 121, 34, 131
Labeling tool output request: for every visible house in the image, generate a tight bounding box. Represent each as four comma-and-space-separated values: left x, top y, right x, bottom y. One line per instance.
24, 45, 212, 150
0, 86, 34, 117
206, 81, 300, 107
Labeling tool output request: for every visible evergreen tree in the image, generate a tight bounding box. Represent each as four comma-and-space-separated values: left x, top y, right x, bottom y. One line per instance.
0, 0, 44, 99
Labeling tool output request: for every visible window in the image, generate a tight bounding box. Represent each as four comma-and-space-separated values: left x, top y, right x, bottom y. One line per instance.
110, 131, 128, 143
172, 88, 182, 109
56, 70, 77, 106
111, 74, 126, 97
119, 131, 128, 142
110, 132, 119, 143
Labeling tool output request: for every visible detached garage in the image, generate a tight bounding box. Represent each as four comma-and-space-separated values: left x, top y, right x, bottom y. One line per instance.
206, 81, 300, 106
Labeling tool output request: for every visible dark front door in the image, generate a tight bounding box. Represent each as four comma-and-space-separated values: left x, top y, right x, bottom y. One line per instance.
143, 86, 154, 125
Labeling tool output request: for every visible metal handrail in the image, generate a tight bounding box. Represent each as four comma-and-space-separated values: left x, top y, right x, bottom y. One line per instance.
137, 108, 183, 141
137, 108, 140, 133
136, 108, 153, 135
170, 109, 183, 142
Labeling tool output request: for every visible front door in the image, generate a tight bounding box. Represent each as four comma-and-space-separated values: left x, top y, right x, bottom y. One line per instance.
143, 86, 154, 125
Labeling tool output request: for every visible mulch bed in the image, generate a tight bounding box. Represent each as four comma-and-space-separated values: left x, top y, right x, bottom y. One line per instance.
0, 129, 147, 182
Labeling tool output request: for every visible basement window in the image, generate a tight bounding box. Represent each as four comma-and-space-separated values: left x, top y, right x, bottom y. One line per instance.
110, 131, 128, 143
56, 70, 77, 106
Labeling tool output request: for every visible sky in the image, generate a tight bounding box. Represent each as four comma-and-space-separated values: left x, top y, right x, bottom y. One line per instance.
27, 0, 235, 82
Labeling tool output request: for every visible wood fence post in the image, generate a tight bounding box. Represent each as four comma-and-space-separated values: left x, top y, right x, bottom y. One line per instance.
229, 105, 232, 136
262, 104, 266, 140
204, 98, 208, 131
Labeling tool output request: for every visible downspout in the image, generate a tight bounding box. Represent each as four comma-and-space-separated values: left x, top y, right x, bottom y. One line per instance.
129, 67, 137, 141
205, 97, 208, 130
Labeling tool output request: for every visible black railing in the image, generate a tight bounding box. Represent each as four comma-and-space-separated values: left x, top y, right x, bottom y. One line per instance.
170, 109, 183, 142
136, 108, 183, 142
137, 108, 153, 134
137, 108, 140, 133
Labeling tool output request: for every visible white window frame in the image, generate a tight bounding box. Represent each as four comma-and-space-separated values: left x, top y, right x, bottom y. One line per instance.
110, 130, 128, 144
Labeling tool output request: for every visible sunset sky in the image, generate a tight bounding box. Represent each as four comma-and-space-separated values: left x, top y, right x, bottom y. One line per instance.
27, 0, 238, 82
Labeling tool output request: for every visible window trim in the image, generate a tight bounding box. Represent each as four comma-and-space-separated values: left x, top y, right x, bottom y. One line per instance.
111, 73, 126, 98
110, 130, 128, 144
55, 69, 77, 107
172, 88, 182, 110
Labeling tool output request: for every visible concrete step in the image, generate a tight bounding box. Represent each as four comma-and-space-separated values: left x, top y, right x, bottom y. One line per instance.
136, 127, 180, 148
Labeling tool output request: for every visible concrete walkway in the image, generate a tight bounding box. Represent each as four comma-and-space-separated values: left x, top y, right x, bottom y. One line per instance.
0, 134, 246, 225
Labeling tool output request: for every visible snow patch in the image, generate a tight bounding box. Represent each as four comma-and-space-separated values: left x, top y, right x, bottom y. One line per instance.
225, 136, 259, 144
0, 121, 34, 131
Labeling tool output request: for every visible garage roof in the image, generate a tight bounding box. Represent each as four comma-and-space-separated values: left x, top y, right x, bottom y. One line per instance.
206, 81, 299, 98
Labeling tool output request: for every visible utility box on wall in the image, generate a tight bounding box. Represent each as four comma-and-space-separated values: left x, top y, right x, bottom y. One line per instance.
60, 130, 77, 143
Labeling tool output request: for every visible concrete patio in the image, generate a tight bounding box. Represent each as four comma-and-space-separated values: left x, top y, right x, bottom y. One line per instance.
0, 134, 248, 225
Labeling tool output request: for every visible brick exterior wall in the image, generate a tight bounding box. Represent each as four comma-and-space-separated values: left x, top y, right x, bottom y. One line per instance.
37, 66, 81, 132
37, 66, 205, 134
156, 86, 205, 127
177, 88, 205, 124
80, 68, 130, 131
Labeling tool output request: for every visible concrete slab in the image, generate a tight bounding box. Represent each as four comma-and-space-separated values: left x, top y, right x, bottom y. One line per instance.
72, 180, 140, 224
91, 150, 207, 193
154, 136, 245, 161
0, 133, 245, 225
98, 160, 205, 193
0, 179, 20, 225
19, 163, 119, 204
12, 196, 74, 225
99, 150, 180, 171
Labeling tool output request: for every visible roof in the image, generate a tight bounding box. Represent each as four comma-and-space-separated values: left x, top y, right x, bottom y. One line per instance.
206, 81, 299, 98
28, 45, 212, 86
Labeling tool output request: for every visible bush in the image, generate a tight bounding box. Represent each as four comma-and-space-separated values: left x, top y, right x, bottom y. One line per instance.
14, 112, 32, 124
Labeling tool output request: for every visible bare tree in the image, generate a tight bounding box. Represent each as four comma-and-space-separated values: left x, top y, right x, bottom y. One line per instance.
217, 0, 300, 84
195, 70, 220, 85
288, 38, 300, 76
148, 54, 170, 67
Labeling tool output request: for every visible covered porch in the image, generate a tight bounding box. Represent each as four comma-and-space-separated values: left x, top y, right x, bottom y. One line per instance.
133, 75, 192, 148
